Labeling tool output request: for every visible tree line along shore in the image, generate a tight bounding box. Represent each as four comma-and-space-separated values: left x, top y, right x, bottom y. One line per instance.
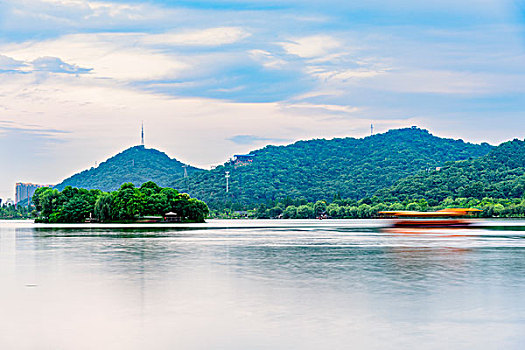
2, 193, 524, 222
210, 196, 525, 219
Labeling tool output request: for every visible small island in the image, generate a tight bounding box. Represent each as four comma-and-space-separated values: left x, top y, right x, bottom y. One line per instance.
32, 181, 209, 223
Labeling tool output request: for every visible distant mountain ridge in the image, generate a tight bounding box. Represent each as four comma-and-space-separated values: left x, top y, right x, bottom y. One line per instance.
55, 128, 496, 207
56, 145, 201, 192
172, 127, 494, 208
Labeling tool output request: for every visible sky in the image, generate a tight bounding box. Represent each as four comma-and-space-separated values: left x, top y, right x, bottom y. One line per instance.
0, 0, 524, 200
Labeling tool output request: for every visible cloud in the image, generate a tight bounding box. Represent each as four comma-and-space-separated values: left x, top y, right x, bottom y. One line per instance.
0, 0, 175, 37
0, 54, 92, 75
281, 35, 341, 58
228, 134, 290, 145
0, 124, 69, 137
357, 69, 498, 95
32, 56, 92, 74
142, 27, 250, 46
249, 49, 287, 69
309, 67, 386, 82
0, 55, 26, 72
281, 103, 361, 114
3, 34, 189, 81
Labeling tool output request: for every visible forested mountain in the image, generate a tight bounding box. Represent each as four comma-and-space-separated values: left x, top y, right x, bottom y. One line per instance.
377, 138, 525, 203
173, 127, 493, 208
56, 146, 201, 192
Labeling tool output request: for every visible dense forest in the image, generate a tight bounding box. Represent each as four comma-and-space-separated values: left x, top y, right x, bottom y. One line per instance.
377, 139, 525, 203
173, 127, 492, 209
56, 146, 201, 192
33, 181, 209, 223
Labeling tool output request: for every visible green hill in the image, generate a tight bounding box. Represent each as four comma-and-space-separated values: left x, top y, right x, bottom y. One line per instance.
376, 138, 525, 203
173, 127, 493, 208
56, 146, 202, 192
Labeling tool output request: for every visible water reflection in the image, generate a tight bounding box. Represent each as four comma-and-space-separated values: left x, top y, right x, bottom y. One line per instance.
1, 220, 525, 349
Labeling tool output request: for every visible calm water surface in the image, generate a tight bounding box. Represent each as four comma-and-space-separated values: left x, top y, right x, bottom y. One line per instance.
1, 219, 525, 349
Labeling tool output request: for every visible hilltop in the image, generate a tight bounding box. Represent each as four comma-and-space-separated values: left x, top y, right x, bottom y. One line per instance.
376, 138, 525, 203
172, 127, 493, 208
56, 146, 201, 192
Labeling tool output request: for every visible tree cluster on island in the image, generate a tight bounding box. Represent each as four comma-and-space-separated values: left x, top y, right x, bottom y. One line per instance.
32, 181, 209, 223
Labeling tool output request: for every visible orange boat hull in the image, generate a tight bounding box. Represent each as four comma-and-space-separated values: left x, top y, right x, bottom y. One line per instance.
392, 219, 473, 228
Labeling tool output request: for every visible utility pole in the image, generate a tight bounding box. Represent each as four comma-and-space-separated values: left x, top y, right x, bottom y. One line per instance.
182, 165, 189, 192
225, 171, 230, 193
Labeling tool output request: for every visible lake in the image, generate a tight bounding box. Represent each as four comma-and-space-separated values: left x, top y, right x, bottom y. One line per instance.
1, 219, 525, 349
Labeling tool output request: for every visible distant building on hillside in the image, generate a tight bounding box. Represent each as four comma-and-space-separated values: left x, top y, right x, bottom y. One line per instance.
232, 154, 255, 167
15, 183, 52, 206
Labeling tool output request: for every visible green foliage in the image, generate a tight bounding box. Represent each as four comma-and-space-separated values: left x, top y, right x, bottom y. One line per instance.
377, 139, 525, 202
0, 203, 31, 219
56, 146, 202, 192
34, 182, 209, 223
282, 205, 297, 219
94, 193, 113, 222
296, 205, 314, 219
313, 200, 327, 216
173, 127, 492, 210
238, 195, 525, 219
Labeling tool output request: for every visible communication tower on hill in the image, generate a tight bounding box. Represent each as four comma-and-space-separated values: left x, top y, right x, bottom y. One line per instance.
371, 123, 374, 135
141, 121, 145, 146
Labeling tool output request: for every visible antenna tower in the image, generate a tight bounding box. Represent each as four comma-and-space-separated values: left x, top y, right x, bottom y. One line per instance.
371, 123, 374, 135
141, 121, 144, 146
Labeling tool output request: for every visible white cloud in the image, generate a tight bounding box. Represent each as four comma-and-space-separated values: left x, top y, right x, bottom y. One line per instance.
281, 103, 361, 114
0, 55, 26, 71
32, 56, 92, 74
3, 33, 189, 81
309, 67, 386, 82
143, 27, 250, 47
249, 49, 287, 69
1, 27, 250, 82
281, 35, 342, 58
4, 0, 168, 28
364, 69, 493, 94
